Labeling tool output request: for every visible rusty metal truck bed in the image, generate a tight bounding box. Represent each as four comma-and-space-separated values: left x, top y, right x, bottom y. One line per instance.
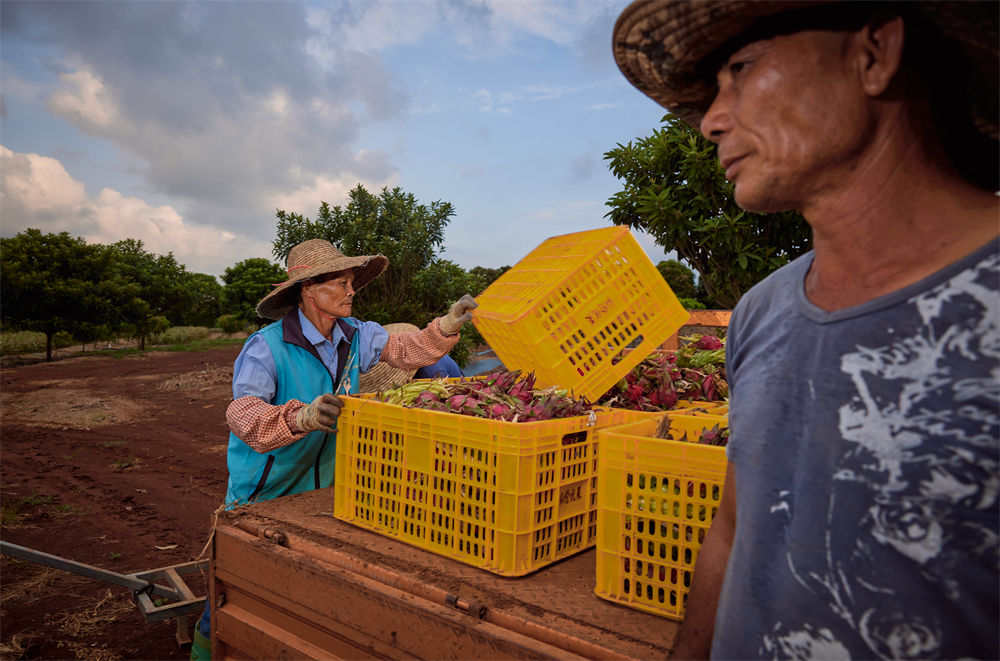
212, 487, 677, 659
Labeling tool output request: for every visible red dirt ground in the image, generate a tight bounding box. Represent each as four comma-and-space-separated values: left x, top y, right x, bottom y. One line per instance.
1, 345, 241, 660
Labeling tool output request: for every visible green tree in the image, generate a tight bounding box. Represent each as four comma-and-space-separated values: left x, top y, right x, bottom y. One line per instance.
110, 239, 191, 350
179, 272, 223, 327
656, 259, 697, 300
273, 184, 455, 324
220, 258, 287, 327
469, 265, 510, 290
271, 184, 492, 366
604, 113, 811, 308
0, 229, 120, 360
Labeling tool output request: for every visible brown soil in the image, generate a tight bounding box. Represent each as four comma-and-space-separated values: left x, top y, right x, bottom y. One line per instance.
1, 346, 241, 660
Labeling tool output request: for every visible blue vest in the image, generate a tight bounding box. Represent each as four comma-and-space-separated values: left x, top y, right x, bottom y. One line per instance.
225, 313, 361, 508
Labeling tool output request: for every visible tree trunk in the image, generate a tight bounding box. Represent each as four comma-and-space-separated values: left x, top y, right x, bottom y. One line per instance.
139, 335, 146, 351
45, 332, 53, 362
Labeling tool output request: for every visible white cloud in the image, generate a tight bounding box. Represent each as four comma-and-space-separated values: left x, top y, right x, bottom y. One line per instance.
301, 0, 624, 62
0, 146, 268, 274
305, 2, 434, 56
267, 166, 398, 217
473, 89, 515, 114
46, 68, 121, 131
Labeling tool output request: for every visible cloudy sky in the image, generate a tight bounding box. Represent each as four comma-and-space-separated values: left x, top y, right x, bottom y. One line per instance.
1, 0, 671, 277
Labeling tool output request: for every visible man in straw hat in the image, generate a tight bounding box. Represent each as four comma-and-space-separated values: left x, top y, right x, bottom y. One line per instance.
224, 238, 477, 508
613, 1, 998, 658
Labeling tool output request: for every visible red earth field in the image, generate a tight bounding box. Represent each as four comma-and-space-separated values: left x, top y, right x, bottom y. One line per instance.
1, 344, 242, 660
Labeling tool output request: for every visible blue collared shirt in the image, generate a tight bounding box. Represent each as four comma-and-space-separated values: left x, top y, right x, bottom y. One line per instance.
232, 309, 389, 401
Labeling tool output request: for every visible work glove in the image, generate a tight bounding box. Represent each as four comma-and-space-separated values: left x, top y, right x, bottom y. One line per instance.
439, 294, 478, 335
295, 393, 342, 433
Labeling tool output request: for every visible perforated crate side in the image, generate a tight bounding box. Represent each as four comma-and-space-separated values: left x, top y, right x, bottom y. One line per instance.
472, 227, 689, 401
594, 415, 728, 620
334, 395, 634, 576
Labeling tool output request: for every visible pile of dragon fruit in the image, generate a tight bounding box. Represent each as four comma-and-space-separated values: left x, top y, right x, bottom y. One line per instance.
377, 369, 593, 422
596, 334, 728, 412
376, 334, 727, 421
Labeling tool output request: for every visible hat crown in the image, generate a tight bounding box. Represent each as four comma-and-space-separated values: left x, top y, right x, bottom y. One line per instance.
287, 239, 346, 271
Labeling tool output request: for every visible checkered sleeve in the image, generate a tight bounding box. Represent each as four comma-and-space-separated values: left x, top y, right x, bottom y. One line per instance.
226, 396, 308, 453
380, 317, 461, 369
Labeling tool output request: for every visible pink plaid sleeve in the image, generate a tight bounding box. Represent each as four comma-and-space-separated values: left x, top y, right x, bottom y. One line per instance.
380, 317, 461, 370
226, 396, 308, 453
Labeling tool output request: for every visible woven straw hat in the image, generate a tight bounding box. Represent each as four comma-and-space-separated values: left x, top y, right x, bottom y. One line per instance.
357, 323, 421, 393
256, 239, 388, 321
613, 0, 999, 140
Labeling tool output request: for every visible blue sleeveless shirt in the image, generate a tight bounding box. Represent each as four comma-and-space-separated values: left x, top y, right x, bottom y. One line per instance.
224, 313, 361, 507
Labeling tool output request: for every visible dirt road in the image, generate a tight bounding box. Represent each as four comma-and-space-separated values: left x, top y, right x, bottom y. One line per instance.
1, 346, 241, 660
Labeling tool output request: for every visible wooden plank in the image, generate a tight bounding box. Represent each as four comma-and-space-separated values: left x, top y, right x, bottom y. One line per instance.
212, 525, 585, 660
216, 603, 376, 660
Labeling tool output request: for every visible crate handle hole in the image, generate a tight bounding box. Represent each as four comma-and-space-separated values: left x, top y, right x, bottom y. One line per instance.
610, 335, 643, 366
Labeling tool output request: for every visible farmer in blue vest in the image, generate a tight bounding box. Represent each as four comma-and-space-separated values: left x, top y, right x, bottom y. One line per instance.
192, 238, 476, 659
224, 238, 476, 506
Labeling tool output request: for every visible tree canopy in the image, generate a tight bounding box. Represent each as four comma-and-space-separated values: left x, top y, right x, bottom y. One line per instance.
1, 230, 122, 360
1, 230, 224, 359
273, 184, 484, 365
656, 259, 697, 301
274, 184, 467, 324
221, 258, 287, 328
604, 113, 811, 308
111, 239, 193, 350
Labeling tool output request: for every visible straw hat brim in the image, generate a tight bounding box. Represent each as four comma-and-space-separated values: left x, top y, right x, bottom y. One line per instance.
358, 323, 421, 394
613, 0, 999, 140
256, 253, 388, 321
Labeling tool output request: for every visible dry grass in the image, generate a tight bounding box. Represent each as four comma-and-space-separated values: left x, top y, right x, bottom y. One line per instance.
0, 633, 38, 661
157, 364, 232, 391
0, 564, 88, 607
44, 588, 135, 661
2, 390, 147, 428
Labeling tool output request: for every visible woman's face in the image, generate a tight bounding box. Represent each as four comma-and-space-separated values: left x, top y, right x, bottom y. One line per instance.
301, 269, 356, 319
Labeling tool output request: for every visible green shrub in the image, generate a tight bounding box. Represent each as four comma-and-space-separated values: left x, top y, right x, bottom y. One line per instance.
53, 331, 76, 348
680, 297, 706, 310
0, 330, 79, 354
0, 330, 46, 354
217, 314, 244, 334
149, 326, 211, 345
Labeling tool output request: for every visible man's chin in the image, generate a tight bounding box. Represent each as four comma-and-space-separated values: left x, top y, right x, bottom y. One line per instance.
734, 186, 790, 214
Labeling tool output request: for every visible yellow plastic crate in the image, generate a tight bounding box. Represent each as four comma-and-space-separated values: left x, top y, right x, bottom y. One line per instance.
594, 414, 728, 619
471, 227, 689, 401
674, 400, 728, 418
333, 394, 639, 576
610, 401, 728, 422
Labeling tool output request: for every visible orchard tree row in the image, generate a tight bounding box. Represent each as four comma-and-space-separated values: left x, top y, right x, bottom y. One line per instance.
1, 230, 226, 360
0, 185, 512, 364
3, 122, 805, 365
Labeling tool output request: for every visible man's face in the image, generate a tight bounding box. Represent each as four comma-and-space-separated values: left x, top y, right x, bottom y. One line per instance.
303, 269, 356, 319
700, 29, 872, 212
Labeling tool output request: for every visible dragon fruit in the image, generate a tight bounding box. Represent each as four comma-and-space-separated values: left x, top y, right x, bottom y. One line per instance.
378, 369, 593, 423
597, 333, 728, 411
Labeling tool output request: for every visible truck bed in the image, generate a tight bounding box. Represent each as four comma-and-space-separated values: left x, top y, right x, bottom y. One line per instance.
212, 487, 677, 659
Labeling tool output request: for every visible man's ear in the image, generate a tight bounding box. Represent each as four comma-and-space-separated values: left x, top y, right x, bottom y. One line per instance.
855, 13, 905, 97
299, 280, 314, 299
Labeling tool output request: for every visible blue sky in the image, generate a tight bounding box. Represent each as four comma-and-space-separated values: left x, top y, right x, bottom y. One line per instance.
1, 0, 673, 277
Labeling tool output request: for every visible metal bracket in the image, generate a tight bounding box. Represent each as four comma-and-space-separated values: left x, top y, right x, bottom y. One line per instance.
1, 540, 208, 648
445, 593, 488, 619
